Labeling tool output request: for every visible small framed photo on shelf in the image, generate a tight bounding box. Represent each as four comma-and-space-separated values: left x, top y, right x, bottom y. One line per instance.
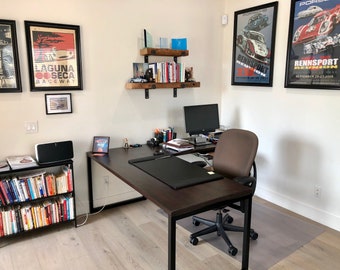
92, 136, 110, 155
25, 20, 83, 91
0, 19, 22, 93
45, 93, 72, 115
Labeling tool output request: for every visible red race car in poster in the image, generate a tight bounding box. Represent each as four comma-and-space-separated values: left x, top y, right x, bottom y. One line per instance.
293, 5, 340, 45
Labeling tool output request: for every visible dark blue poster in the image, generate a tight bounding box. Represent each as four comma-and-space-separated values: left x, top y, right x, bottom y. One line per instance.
285, 0, 340, 89
232, 2, 278, 86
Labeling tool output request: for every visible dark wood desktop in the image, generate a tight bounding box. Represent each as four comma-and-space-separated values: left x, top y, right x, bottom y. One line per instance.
87, 145, 253, 270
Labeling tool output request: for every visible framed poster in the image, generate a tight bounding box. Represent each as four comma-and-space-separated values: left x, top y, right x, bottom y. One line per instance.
231, 2, 278, 86
45, 93, 72, 114
0, 19, 22, 93
25, 21, 83, 91
285, 0, 340, 89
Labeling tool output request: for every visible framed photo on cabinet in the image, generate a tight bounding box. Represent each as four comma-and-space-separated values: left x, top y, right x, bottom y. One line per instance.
45, 93, 72, 115
285, 0, 340, 89
231, 2, 278, 86
92, 136, 110, 156
25, 21, 83, 91
0, 19, 22, 93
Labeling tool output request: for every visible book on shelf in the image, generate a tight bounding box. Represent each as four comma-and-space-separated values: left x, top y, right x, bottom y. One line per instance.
149, 62, 185, 83
6, 155, 38, 170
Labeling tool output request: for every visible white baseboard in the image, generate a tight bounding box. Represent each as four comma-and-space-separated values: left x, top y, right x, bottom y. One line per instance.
255, 186, 340, 232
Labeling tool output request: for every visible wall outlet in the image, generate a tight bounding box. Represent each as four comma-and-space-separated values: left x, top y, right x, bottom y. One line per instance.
314, 185, 321, 198
103, 175, 109, 185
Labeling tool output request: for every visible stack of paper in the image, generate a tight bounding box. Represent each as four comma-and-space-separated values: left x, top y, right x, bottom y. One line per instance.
163, 139, 194, 152
0, 161, 10, 172
6, 155, 38, 170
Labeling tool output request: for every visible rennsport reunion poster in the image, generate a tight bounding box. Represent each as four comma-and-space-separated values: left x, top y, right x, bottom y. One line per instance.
285, 0, 340, 89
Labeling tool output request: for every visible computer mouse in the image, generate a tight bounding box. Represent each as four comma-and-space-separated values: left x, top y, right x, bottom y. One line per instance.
191, 160, 207, 167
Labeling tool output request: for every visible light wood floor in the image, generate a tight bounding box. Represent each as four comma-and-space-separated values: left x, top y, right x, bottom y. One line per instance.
0, 197, 339, 270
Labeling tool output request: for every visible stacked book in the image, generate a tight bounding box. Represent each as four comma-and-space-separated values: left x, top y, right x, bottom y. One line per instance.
6, 155, 38, 170
163, 139, 194, 152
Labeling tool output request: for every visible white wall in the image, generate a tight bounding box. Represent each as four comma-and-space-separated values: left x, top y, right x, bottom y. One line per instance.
222, 0, 340, 231
0, 0, 225, 214
2, 0, 340, 232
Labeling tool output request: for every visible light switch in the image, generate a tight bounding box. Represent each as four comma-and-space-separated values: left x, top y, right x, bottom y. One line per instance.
25, 121, 38, 134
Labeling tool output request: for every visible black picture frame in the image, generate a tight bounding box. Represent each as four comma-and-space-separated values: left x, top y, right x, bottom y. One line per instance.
231, 2, 278, 87
285, 0, 340, 89
92, 136, 110, 155
25, 21, 83, 91
0, 19, 22, 93
45, 93, 72, 115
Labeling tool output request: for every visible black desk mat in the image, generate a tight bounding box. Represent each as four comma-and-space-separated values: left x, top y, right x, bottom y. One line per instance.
129, 156, 223, 189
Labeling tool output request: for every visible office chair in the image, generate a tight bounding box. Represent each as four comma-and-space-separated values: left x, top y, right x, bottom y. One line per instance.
189, 128, 259, 256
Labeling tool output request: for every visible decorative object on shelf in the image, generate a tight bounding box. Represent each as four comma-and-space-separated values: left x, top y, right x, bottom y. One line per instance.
143, 29, 153, 48
171, 38, 187, 50
160, 37, 169, 48
92, 136, 110, 156
231, 2, 278, 87
285, 0, 340, 89
25, 21, 83, 91
0, 19, 22, 93
45, 93, 72, 115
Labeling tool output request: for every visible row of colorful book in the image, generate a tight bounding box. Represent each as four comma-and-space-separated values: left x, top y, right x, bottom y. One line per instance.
0, 195, 74, 237
134, 62, 186, 83
0, 165, 73, 206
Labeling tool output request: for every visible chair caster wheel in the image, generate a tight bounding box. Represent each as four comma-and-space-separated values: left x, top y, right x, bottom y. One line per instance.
228, 246, 238, 256
190, 237, 198, 246
226, 216, 233, 224
193, 219, 200, 226
250, 231, 258, 240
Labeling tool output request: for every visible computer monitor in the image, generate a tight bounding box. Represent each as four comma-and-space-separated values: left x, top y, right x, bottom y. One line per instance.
184, 103, 220, 136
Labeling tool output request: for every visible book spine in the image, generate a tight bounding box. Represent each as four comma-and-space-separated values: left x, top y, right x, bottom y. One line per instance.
4, 180, 15, 204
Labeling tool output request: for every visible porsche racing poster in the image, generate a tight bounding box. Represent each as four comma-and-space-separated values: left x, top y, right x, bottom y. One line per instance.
232, 2, 278, 86
285, 0, 340, 89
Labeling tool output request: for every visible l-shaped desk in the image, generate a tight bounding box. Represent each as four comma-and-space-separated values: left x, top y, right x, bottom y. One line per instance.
87, 145, 253, 270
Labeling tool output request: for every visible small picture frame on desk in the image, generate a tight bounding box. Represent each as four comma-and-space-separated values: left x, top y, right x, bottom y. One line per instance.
92, 136, 110, 156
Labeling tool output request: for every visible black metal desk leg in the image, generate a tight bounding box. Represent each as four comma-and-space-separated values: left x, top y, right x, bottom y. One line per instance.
168, 216, 176, 270
242, 196, 252, 270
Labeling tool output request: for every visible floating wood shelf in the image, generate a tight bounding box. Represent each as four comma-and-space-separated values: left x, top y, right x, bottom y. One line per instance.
140, 48, 189, 57
126, 82, 200, 99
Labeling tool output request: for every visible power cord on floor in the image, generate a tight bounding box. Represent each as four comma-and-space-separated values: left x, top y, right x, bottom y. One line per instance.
76, 177, 111, 227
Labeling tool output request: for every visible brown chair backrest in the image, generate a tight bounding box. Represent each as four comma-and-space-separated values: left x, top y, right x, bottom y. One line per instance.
213, 129, 258, 179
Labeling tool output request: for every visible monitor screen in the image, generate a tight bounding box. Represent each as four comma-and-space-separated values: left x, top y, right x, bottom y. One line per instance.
184, 104, 220, 136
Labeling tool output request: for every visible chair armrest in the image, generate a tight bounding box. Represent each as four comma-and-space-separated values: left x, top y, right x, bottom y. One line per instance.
234, 176, 256, 194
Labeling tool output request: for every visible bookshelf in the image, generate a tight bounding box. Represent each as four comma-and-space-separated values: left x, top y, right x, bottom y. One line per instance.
125, 48, 200, 99
0, 160, 76, 238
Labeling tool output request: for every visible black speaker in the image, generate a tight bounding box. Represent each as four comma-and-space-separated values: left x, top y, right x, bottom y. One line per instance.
35, 141, 74, 164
